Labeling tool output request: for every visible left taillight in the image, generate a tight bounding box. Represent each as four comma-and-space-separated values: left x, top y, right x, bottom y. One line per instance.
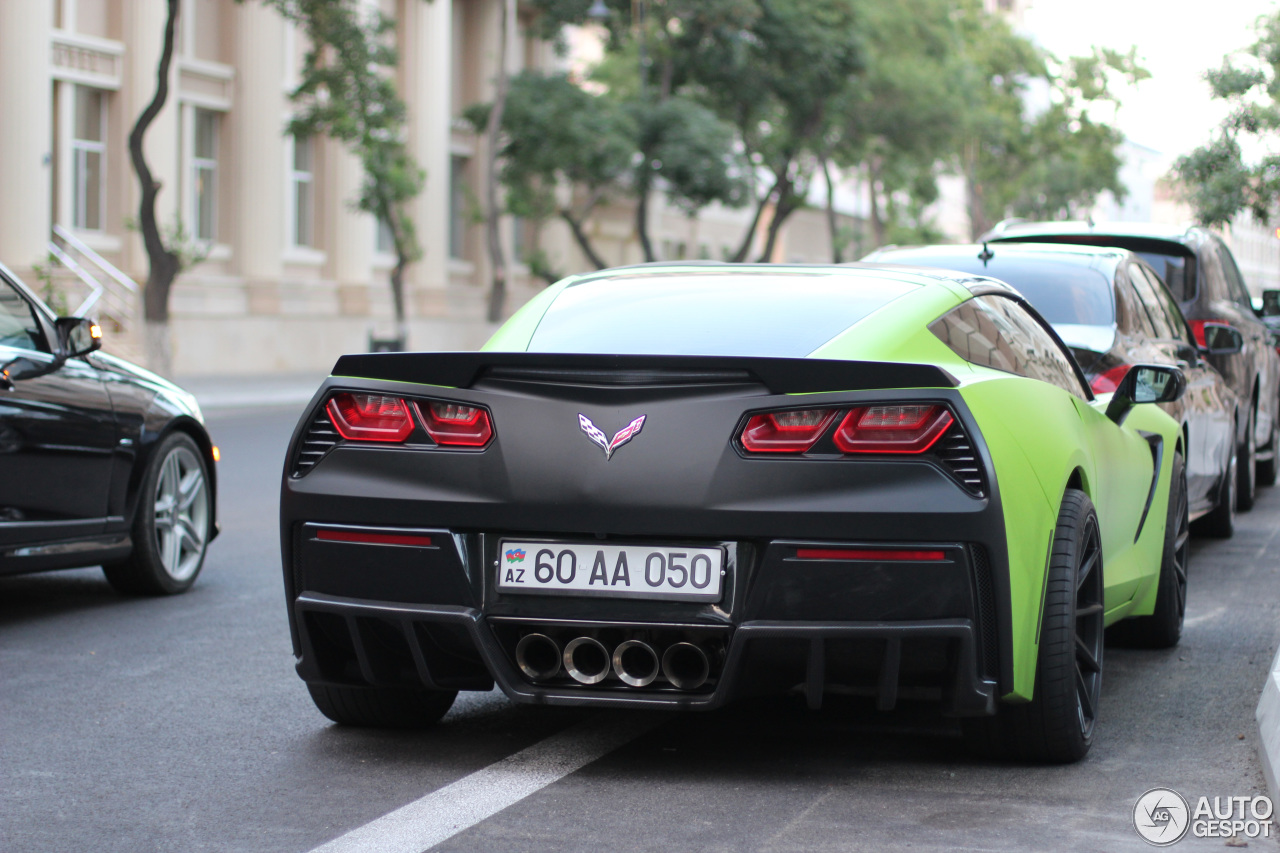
326, 392, 414, 442
740, 408, 838, 453
415, 400, 494, 447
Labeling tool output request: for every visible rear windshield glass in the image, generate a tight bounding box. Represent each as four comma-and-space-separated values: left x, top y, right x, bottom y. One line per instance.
527, 272, 918, 357
1133, 252, 1193, 302
886, 255, 1114, 327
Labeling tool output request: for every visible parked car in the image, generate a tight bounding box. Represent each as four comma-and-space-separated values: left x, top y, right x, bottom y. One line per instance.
282, 262, 1189, 763
864, 242, 1242, 537
980, 221, 1280, 508
0, 261, 218, 594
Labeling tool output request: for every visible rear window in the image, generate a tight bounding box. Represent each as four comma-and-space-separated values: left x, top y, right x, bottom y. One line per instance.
527, 272, 918, 357
1133, 252, 1194, 302
884, 255, 1114, 327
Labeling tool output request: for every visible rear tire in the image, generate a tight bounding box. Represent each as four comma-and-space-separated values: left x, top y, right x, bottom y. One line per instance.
1258, 399, 1280, 487
307, 683, 457, 728
1195, 428, 1237, 539
1108, 452, 1188, 648
1238, 403, 1257, 511
963, 490, 1103, 763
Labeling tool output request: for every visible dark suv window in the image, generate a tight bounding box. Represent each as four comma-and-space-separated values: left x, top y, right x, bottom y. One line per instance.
930, 295, 1087, 399
1216, 240, 1255, 309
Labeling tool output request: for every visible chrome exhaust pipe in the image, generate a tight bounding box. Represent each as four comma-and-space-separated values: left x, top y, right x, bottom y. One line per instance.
612, 640, 660, 688
515, 633, 562, 681
563, 636, 611, 684
662, 642, 710, 690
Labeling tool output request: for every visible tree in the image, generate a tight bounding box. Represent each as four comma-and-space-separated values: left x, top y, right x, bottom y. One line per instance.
1174, 10, 1280, 227
482, 0, 514, 321
128, 0, 185, 376
264, 0, 425, 345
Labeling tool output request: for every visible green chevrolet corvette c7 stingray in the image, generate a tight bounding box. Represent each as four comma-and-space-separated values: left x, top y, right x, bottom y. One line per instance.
281, 263, 1190, 763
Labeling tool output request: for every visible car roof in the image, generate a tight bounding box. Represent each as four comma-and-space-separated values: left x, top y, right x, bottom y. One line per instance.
566, 260, 981, 290
980, 219, 1210, 253
867, 241, 1128, 270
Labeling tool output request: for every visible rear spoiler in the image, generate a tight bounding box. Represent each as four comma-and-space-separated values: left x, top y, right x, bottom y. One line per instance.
331, 352, 958, 395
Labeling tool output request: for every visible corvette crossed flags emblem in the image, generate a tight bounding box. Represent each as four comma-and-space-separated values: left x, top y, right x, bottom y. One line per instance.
578, 413, 646, 460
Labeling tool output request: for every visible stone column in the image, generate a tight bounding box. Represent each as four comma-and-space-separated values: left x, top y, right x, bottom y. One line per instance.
231, 1, 286, 287
0, 0, 53, 273
403, 0, 452, 295
329, 143, 374, 317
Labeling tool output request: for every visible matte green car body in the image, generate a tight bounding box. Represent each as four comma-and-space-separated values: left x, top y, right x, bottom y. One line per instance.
483, 263, 1183, 703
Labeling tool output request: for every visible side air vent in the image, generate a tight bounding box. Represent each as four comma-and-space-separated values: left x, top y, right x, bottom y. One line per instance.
291, 408, 340, 477
968, 543, 999, 681
935, 422, 987, 497
480, 366, 757, 388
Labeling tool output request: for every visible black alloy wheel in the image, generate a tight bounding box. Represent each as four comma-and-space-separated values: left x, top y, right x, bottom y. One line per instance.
963, 489, 1103, 763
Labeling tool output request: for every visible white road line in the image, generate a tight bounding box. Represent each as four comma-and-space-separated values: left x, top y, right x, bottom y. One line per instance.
308, 712, 666, 853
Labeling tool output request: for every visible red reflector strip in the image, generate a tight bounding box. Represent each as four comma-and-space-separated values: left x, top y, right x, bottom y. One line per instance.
316, 530, 433, 547
795, 548, 947, 561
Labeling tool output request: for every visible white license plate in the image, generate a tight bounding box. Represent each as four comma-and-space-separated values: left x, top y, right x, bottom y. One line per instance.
496, 541, 724, 602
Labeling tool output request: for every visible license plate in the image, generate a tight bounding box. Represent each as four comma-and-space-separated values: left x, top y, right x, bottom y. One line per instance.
496, 540, 724, 602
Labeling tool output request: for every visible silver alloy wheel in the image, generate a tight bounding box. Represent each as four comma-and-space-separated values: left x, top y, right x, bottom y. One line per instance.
152, 445, 209, 581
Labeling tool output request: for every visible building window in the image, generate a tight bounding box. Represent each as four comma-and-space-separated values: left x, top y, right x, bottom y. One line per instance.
450, 155, 468, 260
191, 108, 218, 242
290, 135, 315, 247
72, 86, 106, 231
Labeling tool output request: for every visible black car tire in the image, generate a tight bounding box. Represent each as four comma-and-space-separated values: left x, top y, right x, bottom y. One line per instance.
1258, 399, 1280, 488
1238, 403, 1257, 511
1108, 452, 1188, 649
1195, 424, 1237, 539
307, 683, 458, 728
964, 489, 1103, 763
103, 432, 212, 596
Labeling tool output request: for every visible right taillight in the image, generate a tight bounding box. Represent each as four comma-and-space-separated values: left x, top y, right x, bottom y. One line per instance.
740, 408, 838, 453
832, 404, 953, 454
326, 392, 414, 442
1089, 364, 1132, 394
415, 400, 494, 447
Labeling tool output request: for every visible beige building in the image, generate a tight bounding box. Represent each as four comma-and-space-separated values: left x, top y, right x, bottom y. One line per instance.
0, 1, 867, 377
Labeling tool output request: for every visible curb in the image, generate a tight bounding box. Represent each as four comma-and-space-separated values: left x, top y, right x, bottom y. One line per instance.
1260, 644, 1280, 805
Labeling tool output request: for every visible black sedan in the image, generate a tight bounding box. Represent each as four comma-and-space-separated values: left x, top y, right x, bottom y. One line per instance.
864, 243, 1242, 537
0, 262, 218, 594
981, 220, 1280, 508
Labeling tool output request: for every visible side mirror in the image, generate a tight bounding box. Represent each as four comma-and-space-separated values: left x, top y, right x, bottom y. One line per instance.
1105, 364, 1186, 426
1262, 290, 1280, 317
54, 316, 102, 358
1198, 322, 1244, 356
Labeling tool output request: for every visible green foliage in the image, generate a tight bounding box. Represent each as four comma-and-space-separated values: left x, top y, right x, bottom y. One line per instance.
29, 253, 71, 316
263, 0, 424, 300
1175, 9, 1280, 227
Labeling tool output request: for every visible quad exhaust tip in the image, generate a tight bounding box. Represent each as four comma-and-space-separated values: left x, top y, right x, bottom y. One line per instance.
612, 640, 660, 688
563, 636, 612, 684
662, 642, 710, 690
515, 633, 562, 681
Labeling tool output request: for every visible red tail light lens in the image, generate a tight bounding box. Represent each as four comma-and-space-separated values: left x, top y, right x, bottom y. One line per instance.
1089, 364, 1132, 394
327, 393, 414, 442
740, 408, 837, 453
416, 400, 493, 447
317, 529, 433, 547
832, 404, 952, 454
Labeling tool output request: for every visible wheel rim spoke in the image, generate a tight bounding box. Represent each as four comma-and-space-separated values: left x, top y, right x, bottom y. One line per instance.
151, 446, 208, 581
1076, 665, 1095, 721
1075, 634, 1101, 674
1077, 547, 1099, 591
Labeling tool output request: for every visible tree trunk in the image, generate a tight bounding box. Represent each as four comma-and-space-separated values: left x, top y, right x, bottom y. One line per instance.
559, 209, 608, 270
867, 158, 886, 250
484, 0, 512, 323
128, 0, 181, 375
729, 171, 784, 263
635, 167, 656, 262
389, 255, 408, 345
755, 182, 798, 263
144, 320, 173, 379
822, 160, 842, 263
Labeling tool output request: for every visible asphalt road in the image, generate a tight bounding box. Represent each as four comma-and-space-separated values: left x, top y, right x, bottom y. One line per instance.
2, 404, 1278, 852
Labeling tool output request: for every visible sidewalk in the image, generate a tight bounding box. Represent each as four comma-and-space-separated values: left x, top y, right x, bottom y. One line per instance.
173, 371, 330, 412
